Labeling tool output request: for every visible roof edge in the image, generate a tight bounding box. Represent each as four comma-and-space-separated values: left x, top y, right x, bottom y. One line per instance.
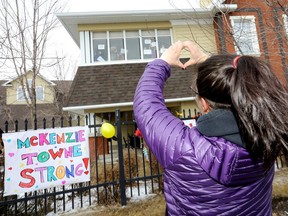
56, 8, 211, 18
63, 97, 196, 112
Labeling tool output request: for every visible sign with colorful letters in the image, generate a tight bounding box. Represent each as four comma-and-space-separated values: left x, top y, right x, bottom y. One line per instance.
183, 119, 197, 128
3, 126, 90, 196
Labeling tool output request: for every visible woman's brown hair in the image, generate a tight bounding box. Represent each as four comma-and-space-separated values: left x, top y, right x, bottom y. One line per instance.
197, 54, 288, 168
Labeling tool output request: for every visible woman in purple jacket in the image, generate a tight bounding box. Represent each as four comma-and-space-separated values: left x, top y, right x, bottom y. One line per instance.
133, 41, 288, 215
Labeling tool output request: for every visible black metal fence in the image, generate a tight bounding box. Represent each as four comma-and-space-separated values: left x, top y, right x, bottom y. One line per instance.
0, 109, 164, 215
0, 109, 287, 215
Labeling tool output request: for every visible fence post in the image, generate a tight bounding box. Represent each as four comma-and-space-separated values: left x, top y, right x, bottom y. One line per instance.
116, 109, 127, 206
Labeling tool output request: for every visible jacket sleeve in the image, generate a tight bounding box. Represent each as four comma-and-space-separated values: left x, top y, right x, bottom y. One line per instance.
133, 59, 191, 168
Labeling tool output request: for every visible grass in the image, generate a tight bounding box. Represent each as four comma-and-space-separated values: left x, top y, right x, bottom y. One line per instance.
61, 193, 166, 216
272, 168, 288, 216
62, 168, 288, 216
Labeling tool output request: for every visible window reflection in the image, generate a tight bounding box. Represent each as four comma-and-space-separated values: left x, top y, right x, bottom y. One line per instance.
109, 32, 125, 61
93, 32, 108, 62
126, 31, 141, 60
142, 30, 157, 59
230, 16, 260, 55
92, 29, 172, 63
157, 30, 171, 55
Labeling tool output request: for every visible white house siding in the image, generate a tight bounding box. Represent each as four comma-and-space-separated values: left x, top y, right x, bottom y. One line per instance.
172, 22, 217, 58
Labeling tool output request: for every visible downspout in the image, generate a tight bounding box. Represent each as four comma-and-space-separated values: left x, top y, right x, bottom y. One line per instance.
211, 4, 238, 54
215, 13, 226, 54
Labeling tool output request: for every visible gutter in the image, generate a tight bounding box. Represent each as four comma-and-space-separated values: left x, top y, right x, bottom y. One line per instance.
63, 96, 196, 113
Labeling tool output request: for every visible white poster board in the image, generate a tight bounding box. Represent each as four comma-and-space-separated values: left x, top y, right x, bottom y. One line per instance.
3, 126, 90, 196
183, 119, 197, 128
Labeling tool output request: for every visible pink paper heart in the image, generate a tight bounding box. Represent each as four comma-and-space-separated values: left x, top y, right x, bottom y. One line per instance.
8, 153, 15, 157
61, 180, 66, 185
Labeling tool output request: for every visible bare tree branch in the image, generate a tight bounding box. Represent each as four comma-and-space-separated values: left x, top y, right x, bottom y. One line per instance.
0, 0, 68, 125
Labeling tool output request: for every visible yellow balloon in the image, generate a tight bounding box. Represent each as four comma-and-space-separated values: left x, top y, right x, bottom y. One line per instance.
101, 123, 115, 138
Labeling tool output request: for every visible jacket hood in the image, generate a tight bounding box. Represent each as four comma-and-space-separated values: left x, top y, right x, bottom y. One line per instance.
194, 109, 269, 186
196, 109, 244, 147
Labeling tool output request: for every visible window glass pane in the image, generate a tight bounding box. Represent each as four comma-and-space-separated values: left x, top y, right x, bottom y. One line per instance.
93, 32, 106, 38
110, 31, 123, 38
158, 36, 171, 55
17, 87, 24, 101
157, 29, 170, 36
36, 87, 44, 100
91, 29, 171, 63
233, 20, 254, 37
142, 30, 155, 37
93, 39, 108, 62
109, 36, 125, 60
126, 31, 140, 60
126, 31, 139, 37
27, 79, 32, 88
126, 38, 141, 60
237, 38, 254, 54
142, 31, 157, 59
232, 18, 259, 55
284, 15, 288, 35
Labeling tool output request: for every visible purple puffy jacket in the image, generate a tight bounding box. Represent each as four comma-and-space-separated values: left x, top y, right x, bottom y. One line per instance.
133, 59, 274, 215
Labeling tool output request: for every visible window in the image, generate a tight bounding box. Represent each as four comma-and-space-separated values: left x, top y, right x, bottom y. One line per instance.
109, 31, 125, 60
142, 30, 157, 59
230, 16, 260, 55
36, 86, 44, 100
93, 32, 108, 62
157, 30, 172, 55
283, 14, 288, 36
17, 79, 44, 101
17, 86, 25, 101
126, 31, 141, 60
92, 29, 172, 62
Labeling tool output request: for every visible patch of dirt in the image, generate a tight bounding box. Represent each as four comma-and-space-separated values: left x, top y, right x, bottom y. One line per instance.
65, 168, 288, 216
272, 168, 288, 216
272, 197, 288, 216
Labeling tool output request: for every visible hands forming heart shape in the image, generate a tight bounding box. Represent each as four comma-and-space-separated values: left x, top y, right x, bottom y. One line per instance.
160, 41, 209, 69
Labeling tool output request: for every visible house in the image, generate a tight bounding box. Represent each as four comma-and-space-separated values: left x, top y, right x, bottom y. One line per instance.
214, 0, 288, 83
0, 71, 73, 131
56, 1, 228, 125
57, 0, 287, 135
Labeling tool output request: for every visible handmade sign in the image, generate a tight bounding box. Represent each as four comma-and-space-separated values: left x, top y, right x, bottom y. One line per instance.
3, 126, 90, 196
183, 119, 197, 128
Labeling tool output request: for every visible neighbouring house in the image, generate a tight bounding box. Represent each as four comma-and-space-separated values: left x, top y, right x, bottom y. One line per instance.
214, 0, 288, 83
57, 0, 287, 139
0, 71, 73, 131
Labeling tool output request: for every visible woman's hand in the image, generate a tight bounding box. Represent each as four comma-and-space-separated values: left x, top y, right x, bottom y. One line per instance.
160, 41, 185, 68
182, 41, 209, 68
160, 41, 209, 69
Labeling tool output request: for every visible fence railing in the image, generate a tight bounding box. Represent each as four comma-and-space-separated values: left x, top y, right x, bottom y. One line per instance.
0, 109, 163, 215
0, 108, 287, 215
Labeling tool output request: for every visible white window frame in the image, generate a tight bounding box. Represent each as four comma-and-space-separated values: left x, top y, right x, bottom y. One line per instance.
17, 79, 44, 101
283, 14, 288, 36
90, 28, 172, 64
230, 16, 260, 55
